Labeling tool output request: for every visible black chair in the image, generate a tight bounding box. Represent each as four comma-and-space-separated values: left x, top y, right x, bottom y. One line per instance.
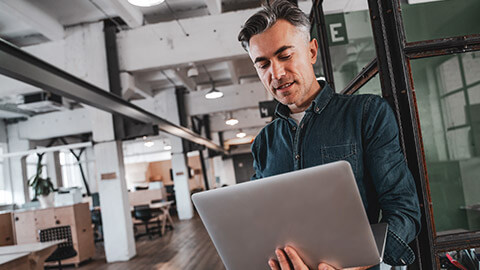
39, 225, 77, 269
133, 205, 161, 240
90, 209, 103, 243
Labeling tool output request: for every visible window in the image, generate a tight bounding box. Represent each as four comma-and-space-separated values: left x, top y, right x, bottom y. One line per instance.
412, 52, 480, 234
59, 150, 91, 193
26, 153, 48, 200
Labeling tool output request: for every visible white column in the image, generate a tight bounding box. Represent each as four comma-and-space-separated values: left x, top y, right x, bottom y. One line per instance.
153, 88, 194, 220
170, 134, 194, 220
63, 21, 136, 262
94, 141, 136, 262
84, 147, 98, 193
6, 123, 30, 205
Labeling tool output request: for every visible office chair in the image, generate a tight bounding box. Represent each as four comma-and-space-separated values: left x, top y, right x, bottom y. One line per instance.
39, 225, 77, 270
133, 205, 161, 240
90, 209, 103, 243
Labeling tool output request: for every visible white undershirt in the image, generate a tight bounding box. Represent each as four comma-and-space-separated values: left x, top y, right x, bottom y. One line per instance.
290, 111, 306, 126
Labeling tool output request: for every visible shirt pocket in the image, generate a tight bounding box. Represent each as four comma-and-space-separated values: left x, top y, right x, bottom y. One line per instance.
321, 143, 357, 176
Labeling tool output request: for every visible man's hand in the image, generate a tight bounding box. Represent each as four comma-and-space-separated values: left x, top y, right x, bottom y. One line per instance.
268, 245, 372, 270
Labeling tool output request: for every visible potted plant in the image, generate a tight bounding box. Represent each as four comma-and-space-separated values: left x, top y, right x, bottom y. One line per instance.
28, 153, 55, 208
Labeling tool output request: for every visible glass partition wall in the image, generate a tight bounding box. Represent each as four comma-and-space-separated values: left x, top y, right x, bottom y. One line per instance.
311, 0, 480, 268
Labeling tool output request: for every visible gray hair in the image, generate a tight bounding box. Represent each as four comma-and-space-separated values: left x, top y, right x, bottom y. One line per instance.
238, 0, 311, 52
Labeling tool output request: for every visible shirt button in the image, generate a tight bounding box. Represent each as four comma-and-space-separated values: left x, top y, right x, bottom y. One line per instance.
295, 154, 300, 160
292, 126, 296, 131
315, 107, 320, 112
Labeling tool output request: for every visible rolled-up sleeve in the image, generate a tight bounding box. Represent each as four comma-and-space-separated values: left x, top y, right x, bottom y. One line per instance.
362, 96, 421, 265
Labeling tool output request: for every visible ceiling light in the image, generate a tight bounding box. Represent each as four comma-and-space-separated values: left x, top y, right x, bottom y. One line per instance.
164, 145, 172, 150
144, 141, 154, 147
226, 118, 239, 126
236, 131, 246, 138
225, 112, 238, 126
205, 88, 223, 99
187, 66, 199, 77
127, 0, 165, 7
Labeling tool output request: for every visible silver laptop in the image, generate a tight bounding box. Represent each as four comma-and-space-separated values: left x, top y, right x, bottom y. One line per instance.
192, 161, 387, 270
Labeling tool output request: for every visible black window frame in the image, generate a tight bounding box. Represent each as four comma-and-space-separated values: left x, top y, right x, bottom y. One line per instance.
310, 0, 480, 269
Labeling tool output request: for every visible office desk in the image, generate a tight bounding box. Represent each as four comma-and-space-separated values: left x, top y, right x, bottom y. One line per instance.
132, 201, 174, 236
0, 241, 62, 270
150, 201, 174, 235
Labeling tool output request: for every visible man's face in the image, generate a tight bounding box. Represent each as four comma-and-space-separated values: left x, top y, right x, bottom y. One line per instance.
248, 20, 319, 109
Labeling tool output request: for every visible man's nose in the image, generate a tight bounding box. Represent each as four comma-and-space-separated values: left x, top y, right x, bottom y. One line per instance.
270, 61, 285, 80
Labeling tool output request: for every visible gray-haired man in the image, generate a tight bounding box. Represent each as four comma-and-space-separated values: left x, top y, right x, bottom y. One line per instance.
238, 0, 421, 269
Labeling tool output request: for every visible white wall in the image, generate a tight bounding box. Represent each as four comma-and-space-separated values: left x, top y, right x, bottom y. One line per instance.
213, 156, 236, 186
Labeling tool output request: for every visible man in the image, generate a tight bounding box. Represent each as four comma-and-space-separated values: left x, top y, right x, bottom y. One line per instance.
238, 0, 421, 269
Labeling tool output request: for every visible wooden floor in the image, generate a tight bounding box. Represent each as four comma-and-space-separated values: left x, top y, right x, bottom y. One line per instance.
77, 215, 225, 270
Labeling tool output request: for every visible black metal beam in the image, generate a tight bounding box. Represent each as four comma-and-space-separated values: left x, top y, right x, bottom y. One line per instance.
0, 38, 226, 154
198, 150, 210, 190
104, 21, 127, 141
367, 0, 435, 268
340, 58, 378, 95
312, 0, 335, 90
405, 34, 480, 59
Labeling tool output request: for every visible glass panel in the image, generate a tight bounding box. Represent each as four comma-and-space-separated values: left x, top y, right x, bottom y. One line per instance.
469, 84, 480, 105
442, 92, 467, 128
411, 51, 480, 235
319, 1, 376, 91
402, 0, 480, 42
437, 56, 463, 95
462, 52, 480, 86
352, 74, 382, 96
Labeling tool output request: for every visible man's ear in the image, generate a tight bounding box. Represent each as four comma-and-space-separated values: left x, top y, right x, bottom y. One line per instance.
309, 38, 319, 64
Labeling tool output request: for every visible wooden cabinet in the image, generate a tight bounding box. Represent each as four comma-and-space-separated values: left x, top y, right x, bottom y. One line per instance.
12, 211, 36, 244
12, 203, 95, 266
0, 212, 14, 246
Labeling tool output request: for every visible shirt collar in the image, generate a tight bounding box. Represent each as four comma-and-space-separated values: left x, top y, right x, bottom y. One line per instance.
274, 80, 334, 120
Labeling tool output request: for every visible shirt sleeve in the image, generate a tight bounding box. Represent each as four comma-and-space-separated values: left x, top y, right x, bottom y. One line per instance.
362, 95, 421, 266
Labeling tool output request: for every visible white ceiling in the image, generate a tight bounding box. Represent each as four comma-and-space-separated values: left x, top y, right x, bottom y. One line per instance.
0, 0, 382, 144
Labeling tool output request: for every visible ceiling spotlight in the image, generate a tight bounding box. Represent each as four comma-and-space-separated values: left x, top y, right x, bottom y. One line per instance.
236, 131, 246, 138
144, 141, 155, 147
205, 88, 223, 99
203, 65, 223, 99
127, 0, 165, 7
164, 145, 172, 150
225, 112, 238, 126
187, 66, 199, 77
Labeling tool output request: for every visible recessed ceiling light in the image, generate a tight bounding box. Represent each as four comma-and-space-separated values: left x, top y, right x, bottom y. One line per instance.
164, 145, 172, 150
127, 0, 165, 7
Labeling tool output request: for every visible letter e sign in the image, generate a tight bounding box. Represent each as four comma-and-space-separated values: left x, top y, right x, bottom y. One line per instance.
325, 14, 349, 46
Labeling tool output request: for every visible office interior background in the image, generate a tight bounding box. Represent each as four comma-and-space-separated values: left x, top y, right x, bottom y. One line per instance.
0, 0, 479, 269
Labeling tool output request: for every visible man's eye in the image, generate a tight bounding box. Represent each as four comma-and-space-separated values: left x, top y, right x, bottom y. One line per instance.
279, 54, 291, 60
258, 63, 270, 69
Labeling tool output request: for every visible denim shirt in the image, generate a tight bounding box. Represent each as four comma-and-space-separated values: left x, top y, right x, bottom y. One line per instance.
251, 81, 421, 266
